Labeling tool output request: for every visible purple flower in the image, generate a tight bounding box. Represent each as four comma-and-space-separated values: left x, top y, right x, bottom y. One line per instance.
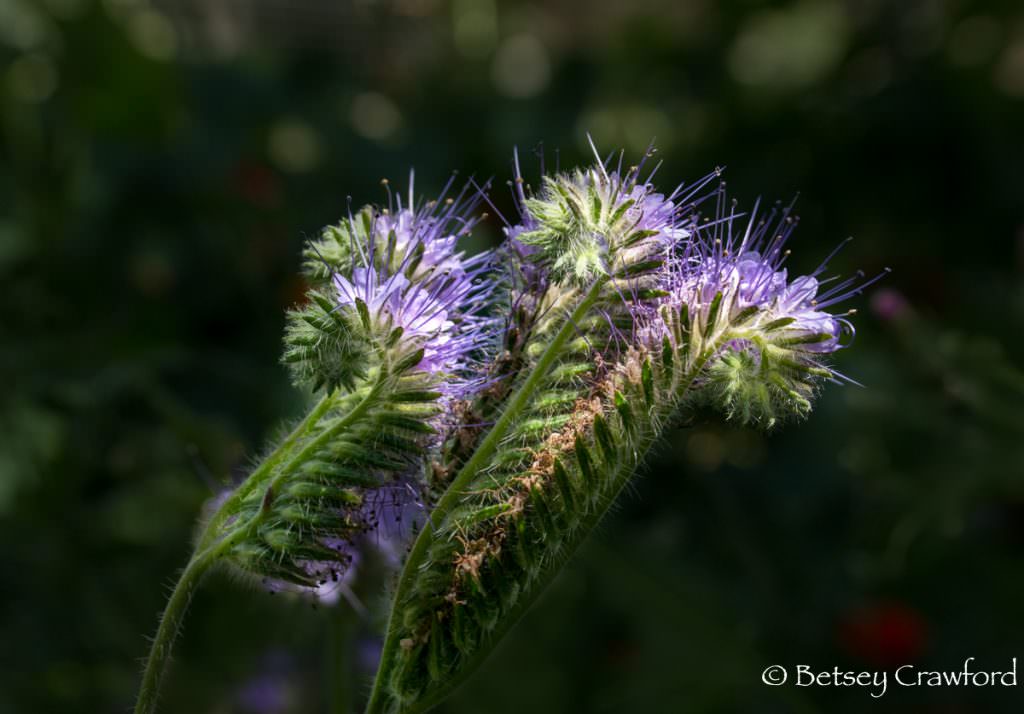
662, 197, 886, 359
329, 185, 500, 398
635, 193, 887, 424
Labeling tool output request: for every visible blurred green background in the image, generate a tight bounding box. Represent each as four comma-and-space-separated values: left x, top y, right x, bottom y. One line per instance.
2, 0, 1023, 712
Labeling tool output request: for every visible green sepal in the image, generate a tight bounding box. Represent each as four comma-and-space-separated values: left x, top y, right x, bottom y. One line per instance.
641, 359, 655, 405
574, 436, 595, 486
614, 390, 633, 429
354, 297, 372, 331
375, 412, 438, 435
616, 259, 663, 279
661, 335, 674, 369
592, 414, 615, 461
608, 197, 636, 225
704, 292, 723, 338
551, 458, 578, 510
392, 348, 426, 374
622, 228, 660, 248
392, 390, 444, 403
762, 316, 796, 331
299, 460, 383, 487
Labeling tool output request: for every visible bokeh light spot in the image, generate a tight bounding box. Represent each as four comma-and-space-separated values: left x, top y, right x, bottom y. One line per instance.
729, 0, 848, 91
350, 92, 403, 142
993, 39, 1024, 97
128, 9, 178, 62
453, 0, 497, 58
268, 119, 323, 174
0, 0, 54, 51
492, 34, 551, 98
6, 53, 58, 104
947, 15, 1001, 68
578, 104, 674, 153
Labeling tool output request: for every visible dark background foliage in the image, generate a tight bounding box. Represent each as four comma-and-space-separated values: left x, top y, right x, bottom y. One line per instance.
2, 0, 1023, 712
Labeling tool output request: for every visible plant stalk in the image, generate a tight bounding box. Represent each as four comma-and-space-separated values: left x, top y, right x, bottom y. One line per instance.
195, 391, 335, 552
365, 278, 607, 714
136, 372, 386, 714
134, 548, 220, 714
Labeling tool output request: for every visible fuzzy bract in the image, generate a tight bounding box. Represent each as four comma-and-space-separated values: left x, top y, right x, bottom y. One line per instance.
512, 157, 705, 285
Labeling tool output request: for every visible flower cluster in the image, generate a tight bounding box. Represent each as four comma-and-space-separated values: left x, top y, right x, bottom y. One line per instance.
138, 144, 887, 714
267, 154, 883, 594
285, 176, 498, 397
637, 195, 887, 425
222, 178, 502, 594
328, 234, 493, 393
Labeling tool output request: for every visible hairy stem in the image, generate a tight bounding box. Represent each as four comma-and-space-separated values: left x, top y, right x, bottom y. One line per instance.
366, 278, 607, 714
398, 353, 714, 714
136, 371, 388, 714
402, 454, 639, 714
195, 392, 335, 551
134, 547, 220, 714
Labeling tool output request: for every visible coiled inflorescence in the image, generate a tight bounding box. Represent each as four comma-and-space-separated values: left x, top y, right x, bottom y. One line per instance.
364, 147, 885, 713
285, 174, 497, 397
207, 175, 501, 593
635, 193, 890, 427
145, 144, 885, 714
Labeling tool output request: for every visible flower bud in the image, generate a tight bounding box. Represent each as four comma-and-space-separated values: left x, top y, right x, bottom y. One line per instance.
512, 159, 706, 285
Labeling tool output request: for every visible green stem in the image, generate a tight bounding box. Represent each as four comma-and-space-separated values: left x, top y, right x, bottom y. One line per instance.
365, 278, 607, 714
268, 378, 383, 494
201, 377, 385, 555
368, 322, 729, 714
196, 392, 335, 551
136, 372, 387, 714
403, 457, 638, 714
134, 548, 221, 714
434, 279, 605, 527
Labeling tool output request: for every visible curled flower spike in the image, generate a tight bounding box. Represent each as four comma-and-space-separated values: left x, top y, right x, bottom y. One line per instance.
285, 175, 498, 396
191, 177, 500, 600
330, 251, 494, 395
134, 145, 885, 714
641, 191, 889, 426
